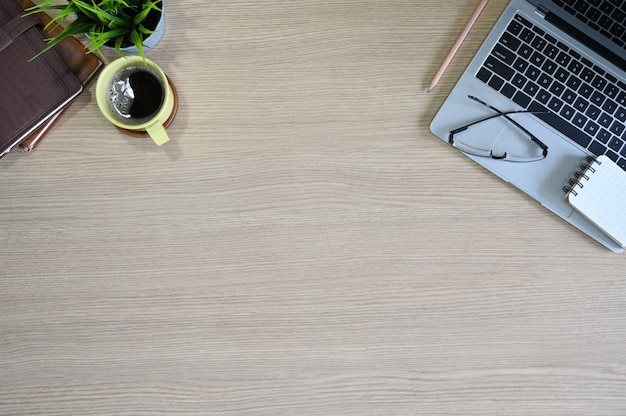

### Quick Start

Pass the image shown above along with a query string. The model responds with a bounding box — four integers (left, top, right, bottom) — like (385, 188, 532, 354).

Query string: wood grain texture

(1, 1, 626, 414)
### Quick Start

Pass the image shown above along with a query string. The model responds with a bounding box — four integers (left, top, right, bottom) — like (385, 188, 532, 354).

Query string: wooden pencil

(427, 0, 489, 93)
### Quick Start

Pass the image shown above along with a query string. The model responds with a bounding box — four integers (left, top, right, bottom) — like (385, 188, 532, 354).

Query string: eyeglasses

(448, 95, 549, 162)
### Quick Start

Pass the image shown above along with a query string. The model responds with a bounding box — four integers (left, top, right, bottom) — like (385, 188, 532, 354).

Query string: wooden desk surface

(2, 1, 626, 414)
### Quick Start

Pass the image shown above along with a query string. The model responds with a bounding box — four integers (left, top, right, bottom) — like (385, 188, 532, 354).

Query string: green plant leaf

(114, 36, 124, 57)
(76, 2, 127, 26)
(133, 0, 161, 25)
(137, 24, 156, 36)
(23, 0, 58, 14)
(28, 19, 93, 61)
(129, 28, 146, 63)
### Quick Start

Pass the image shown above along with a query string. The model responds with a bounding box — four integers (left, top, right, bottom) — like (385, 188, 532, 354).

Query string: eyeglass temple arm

(469, 95, 550, 156)
(449, 95, 550, 156)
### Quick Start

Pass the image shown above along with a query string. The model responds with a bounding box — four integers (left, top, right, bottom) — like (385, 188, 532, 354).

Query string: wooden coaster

(115, 75, 179, 139)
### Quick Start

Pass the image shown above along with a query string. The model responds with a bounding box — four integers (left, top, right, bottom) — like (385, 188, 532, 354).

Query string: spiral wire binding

(563, 156, 602, 196)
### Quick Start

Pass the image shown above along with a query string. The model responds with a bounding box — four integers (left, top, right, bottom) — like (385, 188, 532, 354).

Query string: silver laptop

(430, 0, 626, 253)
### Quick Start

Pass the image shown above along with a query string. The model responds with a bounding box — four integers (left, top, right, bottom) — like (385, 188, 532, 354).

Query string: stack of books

(0, 0, 103, 157)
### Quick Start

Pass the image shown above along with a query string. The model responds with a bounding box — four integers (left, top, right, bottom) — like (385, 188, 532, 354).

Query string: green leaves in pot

(25, 0, 162, 62)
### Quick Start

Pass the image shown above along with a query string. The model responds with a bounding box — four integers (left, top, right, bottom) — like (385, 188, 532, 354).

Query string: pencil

(427, 0, 489, 93)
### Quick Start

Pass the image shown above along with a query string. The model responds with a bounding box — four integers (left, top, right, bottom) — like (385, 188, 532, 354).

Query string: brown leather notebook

(0, 0, 83, 157)
(17, 0, 104, 152)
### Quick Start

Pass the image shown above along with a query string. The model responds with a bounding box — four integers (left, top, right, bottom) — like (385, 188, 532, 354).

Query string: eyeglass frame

(448, 95, 550, 162)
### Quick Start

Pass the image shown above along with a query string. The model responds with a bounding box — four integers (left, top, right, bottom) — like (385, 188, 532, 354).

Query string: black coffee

(107, 66, 165, 125)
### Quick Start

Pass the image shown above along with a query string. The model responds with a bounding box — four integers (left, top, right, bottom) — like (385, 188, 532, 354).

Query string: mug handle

(146, 123, 171, 146)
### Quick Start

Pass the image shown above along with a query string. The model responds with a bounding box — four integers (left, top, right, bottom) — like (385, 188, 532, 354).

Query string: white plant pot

(102, 0, 165, 54)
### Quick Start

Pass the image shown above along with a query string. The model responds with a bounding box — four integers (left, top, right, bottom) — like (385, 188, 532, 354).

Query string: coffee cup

(96, 56, 175, 146)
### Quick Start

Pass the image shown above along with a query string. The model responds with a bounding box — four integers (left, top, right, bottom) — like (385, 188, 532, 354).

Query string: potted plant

(25, 0, 164, 61)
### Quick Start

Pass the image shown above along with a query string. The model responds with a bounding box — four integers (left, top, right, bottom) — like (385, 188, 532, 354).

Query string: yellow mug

(96, 56, 174, 146)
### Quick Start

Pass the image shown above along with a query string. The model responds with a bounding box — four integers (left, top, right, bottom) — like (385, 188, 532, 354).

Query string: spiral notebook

(565, 155, 626, 249)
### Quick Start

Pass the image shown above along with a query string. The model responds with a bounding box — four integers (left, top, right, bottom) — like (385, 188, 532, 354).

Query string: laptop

(430, 0, 626, 253)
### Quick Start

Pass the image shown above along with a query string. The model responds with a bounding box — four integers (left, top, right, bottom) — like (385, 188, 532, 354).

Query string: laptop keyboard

(475, 14, 626, 171)
(550, 0, 626, 49)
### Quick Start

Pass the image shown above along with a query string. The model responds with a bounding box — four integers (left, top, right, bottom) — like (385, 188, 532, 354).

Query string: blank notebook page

(566, 155, 626, 248)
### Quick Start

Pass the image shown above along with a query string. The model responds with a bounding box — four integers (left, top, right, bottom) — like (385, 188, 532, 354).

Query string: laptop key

(554, 67, 570, 82)
(501, 83, 517, 99)
(549, 81, 566, 96)
(488, 75, 505, 91)
(493, 44, 517, 65)
(598, 14, 613, 29)
(566, 75, 582, 90)
(602, 99, 618, 114)
(585, 104, 601, 120)
(513, 90, 532, 108)
(537, 89, 551, 104)
(532, 26, 546, 36)
(590, 91, 606, 106)
(568, 60, 583, 74)
(574, 97, 589, 112)
(612, 9, 626, 24)
(591, 74, 608, 90)
(514, 57, 529, 72)
(515, 14, 532, 27)
(556, 51, 571, 66)
(617, 158, 626, 171)
(592, 64, 605, 75)
(531, 36, 547, 52)
(606, 150, 619, 162)
(598, 113, 613, 127)
(573, 113, 588, 128)
(610, 22, 625, 38)
(605, 83, 619, 98)
(507, 20, 523, 36)
(512, 73, 527, 88)
(500, 32, 521, 51)
(544, 44, 560, 59)
(476, 69, 491, 86)
(529, 101, 549, 113)
(538, 73, 552, 88)
(606, 72, 617, 83)
(578, 83, 594, 98)
(609, 136, 624, 152)
(610, 120, 625, 135)
(563, 89, 577, 104)
(548, 97, 564, 112)
(520, 28, 535, 43)
(589, 140, 607, 156)
(584, 120, 600, 136)
(536, 111, 593, 148)
(484, 56, 514, 80)
(530, 51, 546, 66)
(525, 64, 541, 79)
(574, 0, 590, 13)
(597, 128, 612, 143)
(586, 7, 602, 22)
(561, 105, 576, 119)
(542, 60, 558, 75)
(524, 81, 540, 96)
(580, 67, 595, 82)
(519, 44, 533, 59)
